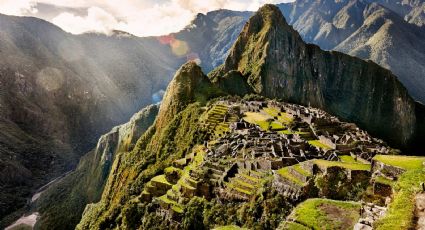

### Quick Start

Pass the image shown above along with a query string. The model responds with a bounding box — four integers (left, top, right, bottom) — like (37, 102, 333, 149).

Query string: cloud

(0, 0, 37, 15)
(0, 0, 294, 37)
(52, 7, 120, 34)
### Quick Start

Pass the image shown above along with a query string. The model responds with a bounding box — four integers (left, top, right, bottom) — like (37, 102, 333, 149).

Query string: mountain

(0, 9, 252, 224)
(211, 4, 423, 149)
(74, 5, 424, 230)
(170, 10, 252, 73)
(2, 2, 425, 227)
(369, 0, 425, 27)
(277, 0, 425, 103)
(33, 104, 158, 230)
(0, 13, 181, 224)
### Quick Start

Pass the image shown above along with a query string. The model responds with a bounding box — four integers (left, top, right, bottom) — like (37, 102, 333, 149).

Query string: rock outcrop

(211, 4, 421, 149)
(33, 104, 159, 230)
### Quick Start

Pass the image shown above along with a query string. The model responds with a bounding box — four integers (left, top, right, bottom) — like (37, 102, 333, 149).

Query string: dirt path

(4, 213, 39, 230)
(5, 170, 73, 229)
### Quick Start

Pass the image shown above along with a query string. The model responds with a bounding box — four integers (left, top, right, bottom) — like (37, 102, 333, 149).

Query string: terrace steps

(223, 170, 265, 200)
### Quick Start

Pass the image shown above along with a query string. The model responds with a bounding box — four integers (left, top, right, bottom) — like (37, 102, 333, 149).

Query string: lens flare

(158, 35, 174, 45)
(36, 67, 65, 92)
(170, 39, 189, 56)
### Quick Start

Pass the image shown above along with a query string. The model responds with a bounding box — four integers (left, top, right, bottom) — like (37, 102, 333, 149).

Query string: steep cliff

(211, 4, 420, 149)
(277, 0, 425, 103)
(33, 104, 159, 230)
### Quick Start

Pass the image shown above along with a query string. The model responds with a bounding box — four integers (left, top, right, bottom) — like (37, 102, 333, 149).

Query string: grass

(158, 195, 184, 213)
(239, 173, 260, 183)
(290, 198, 361, 230)
(234, 179, 255, 189)
(279, 129, 294, 135)
(262, 107, 293, 124)
(339, 155, 357, 163)
(151, 175, 172, 186)
(213, 225, 248, 230)
(373, 155, 425, 170)
(374, 176, 395, 186)
(277, 167, 304, 186)
(374, 168, 425, 229)
(243, 112, 273, 130)
(313, 159, 370, 171)
(225, 182, 253, 195)
(308, 140, 333, 150)
(270, 121, 285, 130)
(279, 222, 310, 230)
(293, 164, 312, 177)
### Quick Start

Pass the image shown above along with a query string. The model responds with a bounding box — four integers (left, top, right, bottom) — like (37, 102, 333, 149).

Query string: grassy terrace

(373, 155, 425, 170)
(158, 195, 183, 213)
(151, 175, 172, 186)
(279, 222, 309, 230)
(308, 140, 333, 150)
(277, 167, 305, 186)
(213, 225, 249, 230)
(243, 111, 273, 130)
(225, 181, 253, 195)
(263, 107, 293, 124)
(293, 164, 311, 177)
(374, 168, 425, 229)
(243, 110, 294, 133)
(339, 155, 357, 163)
(313, 159, 370, 171)
(289, 198, 361, 230)
(374, 176, 395, 186)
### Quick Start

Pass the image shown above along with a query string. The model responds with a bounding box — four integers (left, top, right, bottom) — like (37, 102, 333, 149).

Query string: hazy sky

(0, 0, 294, 37)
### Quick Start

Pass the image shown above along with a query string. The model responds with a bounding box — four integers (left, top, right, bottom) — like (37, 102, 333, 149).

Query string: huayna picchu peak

(211, 4, 423, 150)
(2, 2, 425, 230)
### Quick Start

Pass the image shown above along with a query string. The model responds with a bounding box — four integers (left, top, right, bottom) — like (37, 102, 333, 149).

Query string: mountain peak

(155, 61, 212, 130)
(211, 3, 418, 148)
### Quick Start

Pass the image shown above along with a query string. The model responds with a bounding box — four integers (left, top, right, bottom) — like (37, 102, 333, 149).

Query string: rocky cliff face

(33, 104, 159, 230)
(211, 4, 419, 149)
(277, 0, 425, 103)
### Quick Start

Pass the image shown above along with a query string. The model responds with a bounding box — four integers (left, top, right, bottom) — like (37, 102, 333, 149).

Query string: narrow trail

(5, 170, 73, 230)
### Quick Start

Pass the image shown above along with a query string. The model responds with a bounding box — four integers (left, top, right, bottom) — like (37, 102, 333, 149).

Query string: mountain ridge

(211, 4, 420, 149)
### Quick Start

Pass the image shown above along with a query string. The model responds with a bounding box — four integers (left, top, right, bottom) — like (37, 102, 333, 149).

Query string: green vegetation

(308, 140, 333, 150)
(293, 164, 312, 177)
(339, 155, 357, 163)
(289, 198, 361, 230)
(151, 175, 172, 186)
(279, 222, 310, 230)
(277, 167, 305, 186)
(374, 176, 395, 186)
(373, 155, 425, 170)
(263, 107, 293, 124)
(243, 111, 273, 130)
(313, 159, 370, 171)
(374, 168, 425, 229)
(213, 225, 248, 230)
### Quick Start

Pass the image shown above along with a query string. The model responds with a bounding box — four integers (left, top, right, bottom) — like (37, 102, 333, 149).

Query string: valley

(0, 1, 424, 229)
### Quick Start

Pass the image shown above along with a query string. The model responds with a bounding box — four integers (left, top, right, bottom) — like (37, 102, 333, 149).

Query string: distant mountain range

(277, 0, 425, 104)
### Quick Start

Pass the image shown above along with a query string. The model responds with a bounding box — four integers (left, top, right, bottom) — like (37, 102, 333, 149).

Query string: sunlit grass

(373, 155, 425, 170)
(308, 140, 333, 150)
